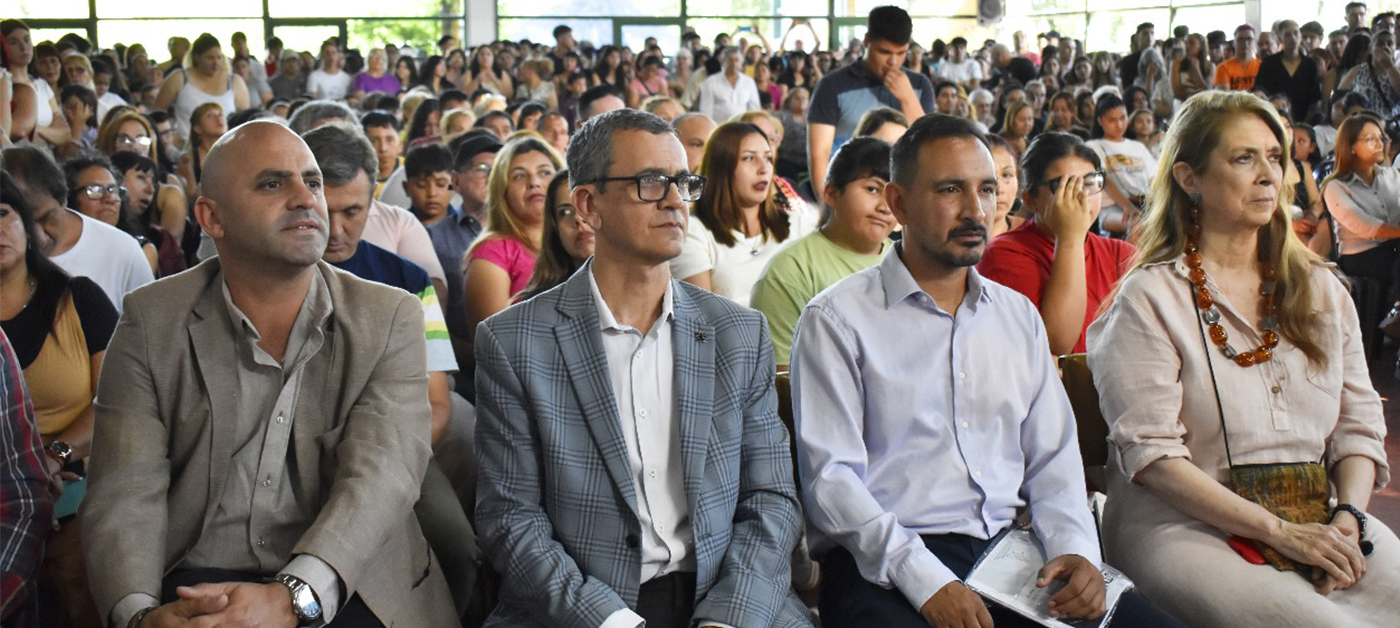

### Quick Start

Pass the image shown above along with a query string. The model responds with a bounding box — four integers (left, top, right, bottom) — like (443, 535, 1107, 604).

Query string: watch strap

(274, 573, 322, 625)
(1332, 503, 1368, 539)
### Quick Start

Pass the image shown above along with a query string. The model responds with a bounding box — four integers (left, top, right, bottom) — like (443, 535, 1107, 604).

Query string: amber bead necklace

(1184, 208, 1280, 367)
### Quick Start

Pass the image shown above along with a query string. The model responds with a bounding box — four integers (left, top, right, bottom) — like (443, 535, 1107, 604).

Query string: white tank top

(173, 70, 236, 141)
(30, 76, 55, 128)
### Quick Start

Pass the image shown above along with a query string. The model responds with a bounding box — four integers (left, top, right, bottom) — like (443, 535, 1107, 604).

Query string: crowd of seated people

(3, 2, 1400, 627)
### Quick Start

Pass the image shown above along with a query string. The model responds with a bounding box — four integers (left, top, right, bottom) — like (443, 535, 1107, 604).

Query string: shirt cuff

(696, 622, 738, 628)
(893, 546, 960, 613)
(281, 554, 343, 623)
(598, 608, 645, 628)
(111, 592, 159, 628)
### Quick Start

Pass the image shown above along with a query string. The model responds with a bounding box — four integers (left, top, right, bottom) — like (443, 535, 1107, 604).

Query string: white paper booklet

(964, 528, 1133, 628)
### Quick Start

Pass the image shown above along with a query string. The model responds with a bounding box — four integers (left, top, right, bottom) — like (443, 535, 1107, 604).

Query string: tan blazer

(81, 258, 456, 626)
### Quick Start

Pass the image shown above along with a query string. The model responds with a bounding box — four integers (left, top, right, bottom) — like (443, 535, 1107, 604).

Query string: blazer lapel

(188, 276, 239, 523)
(553, 271, 640, 519)
(670, 284, 715, 531)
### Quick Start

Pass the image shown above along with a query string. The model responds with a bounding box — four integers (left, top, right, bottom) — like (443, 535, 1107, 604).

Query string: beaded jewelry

(1184, 206, 1280, 367)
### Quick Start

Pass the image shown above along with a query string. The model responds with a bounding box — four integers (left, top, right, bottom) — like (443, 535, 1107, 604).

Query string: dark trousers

(162, 569, 384, 628)
(818, 534, 1184, 628)
(1339, 240, 1400, 296)
(635, 572, 697, 628)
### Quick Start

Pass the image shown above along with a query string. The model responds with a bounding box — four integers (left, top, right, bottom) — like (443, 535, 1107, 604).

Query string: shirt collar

(587, 265, 674, 333)
(220, 268, 333, 368)
(879, 241, 993, 311)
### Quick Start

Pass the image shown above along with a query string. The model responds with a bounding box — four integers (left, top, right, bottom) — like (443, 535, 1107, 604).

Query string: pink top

(468, 236, 537, 297)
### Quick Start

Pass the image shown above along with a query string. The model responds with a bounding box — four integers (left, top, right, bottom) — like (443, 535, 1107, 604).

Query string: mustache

(277, 211, 327, 231)
(948, 221, 987, 239)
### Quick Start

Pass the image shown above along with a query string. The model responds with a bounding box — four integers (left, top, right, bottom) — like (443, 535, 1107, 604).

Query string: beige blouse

(1086, 257, 1389, 489)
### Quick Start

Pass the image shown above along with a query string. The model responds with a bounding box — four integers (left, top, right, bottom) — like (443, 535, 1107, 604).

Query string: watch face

(293, 585, 322, 620)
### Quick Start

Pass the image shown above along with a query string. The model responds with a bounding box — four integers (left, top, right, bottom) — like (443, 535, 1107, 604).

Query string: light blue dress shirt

(791, 245, 1101, 610)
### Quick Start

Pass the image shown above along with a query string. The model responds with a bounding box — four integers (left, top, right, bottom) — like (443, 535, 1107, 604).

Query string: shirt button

(638, 409, 649, 419)
(962, 421, 969, 429)
(276, 414, 285, 424)
(958, 372, 966, 380)
(1272, 385, 1282, 394)
(262, 478, 272, 487)
(648, 468, 657, 478)
(975, 471, 983, 478)
(635, 351, 643, 359)
(257, 538, 266, 547)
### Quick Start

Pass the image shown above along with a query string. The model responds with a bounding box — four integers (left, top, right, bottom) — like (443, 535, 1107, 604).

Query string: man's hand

(1037, 555, 1106, 620)
(884, 69, 918, 107)
(920, 581, 993, 628)
(172, 582, 298, 628)
(138, 587, 230, 628)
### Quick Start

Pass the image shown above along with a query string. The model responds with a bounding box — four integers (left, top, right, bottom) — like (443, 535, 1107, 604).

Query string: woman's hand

(1040, 174, 1095, 244)
(1267, 520, 1367, 593)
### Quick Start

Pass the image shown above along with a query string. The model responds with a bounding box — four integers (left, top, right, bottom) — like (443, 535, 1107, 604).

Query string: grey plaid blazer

(474, 265, 812, 628)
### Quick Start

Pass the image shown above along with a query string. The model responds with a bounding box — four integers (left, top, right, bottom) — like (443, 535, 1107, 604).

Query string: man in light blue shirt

(791, 114, 1182, 628)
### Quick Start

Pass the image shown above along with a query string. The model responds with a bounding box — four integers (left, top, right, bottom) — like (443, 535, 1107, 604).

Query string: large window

(16, 0, 1399, 57)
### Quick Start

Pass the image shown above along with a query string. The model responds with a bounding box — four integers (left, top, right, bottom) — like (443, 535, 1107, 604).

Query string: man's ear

(194, 197, 224, 240)
(572, 185, 601, 231)
(884, 181, 908, 227)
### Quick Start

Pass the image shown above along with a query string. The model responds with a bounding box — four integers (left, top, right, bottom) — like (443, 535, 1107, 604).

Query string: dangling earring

(1189, 191, 1203, 207)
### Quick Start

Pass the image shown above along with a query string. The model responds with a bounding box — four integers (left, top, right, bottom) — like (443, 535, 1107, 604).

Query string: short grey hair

(567, 109, 674, 191)
(301, 122, 377, 193)
(288, 100, 358, 135)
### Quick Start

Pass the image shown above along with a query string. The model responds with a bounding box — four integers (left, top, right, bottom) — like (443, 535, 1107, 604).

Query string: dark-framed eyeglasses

(1031, 170, 1106, 195)
(80, 184, 126, 200)
(116, 134, 153, 149)
(584, 173, 706, 202)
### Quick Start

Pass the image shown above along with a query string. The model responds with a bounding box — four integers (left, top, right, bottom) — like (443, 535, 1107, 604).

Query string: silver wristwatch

(273, 573, 323, 626)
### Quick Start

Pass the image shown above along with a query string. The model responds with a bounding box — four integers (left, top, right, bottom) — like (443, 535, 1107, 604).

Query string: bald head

(201, 120, 313, 201)
(195, 119, 328, 277)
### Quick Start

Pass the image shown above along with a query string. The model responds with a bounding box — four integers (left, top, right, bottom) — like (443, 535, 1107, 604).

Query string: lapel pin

(695, 332, 708, 343)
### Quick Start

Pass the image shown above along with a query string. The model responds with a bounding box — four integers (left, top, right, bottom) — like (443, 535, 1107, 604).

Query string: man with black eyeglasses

(474, 109, 813, 628)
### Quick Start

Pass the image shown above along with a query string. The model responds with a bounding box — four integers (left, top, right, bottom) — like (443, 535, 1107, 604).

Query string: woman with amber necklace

(1087, 90, 1400, 626)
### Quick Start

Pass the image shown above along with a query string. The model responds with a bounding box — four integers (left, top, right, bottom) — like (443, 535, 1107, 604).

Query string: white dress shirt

(590, 270, 718, 628)
(791, 246, 1101, 610)
(698, 71, 761, 123)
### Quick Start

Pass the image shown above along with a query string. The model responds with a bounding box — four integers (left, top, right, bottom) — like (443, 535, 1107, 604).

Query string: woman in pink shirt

(462, 135, 563, 366)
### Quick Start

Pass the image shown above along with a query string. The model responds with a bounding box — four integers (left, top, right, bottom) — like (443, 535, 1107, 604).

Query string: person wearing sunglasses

(979, 132, 1136, 355)
(672, 121, 820, 306)
(475, 107, 814, 628)
(63, 154, 158, 276)
(96, 110, 190, 244)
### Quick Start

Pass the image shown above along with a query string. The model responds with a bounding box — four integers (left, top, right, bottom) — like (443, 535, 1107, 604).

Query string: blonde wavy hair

(468, 132, 564, 256)
(1129, 90, 1326, 366)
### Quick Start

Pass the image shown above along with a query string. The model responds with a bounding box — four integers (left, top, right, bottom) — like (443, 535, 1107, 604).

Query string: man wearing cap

(429, 130, 500, 394)
(269, 49, 306, 102)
